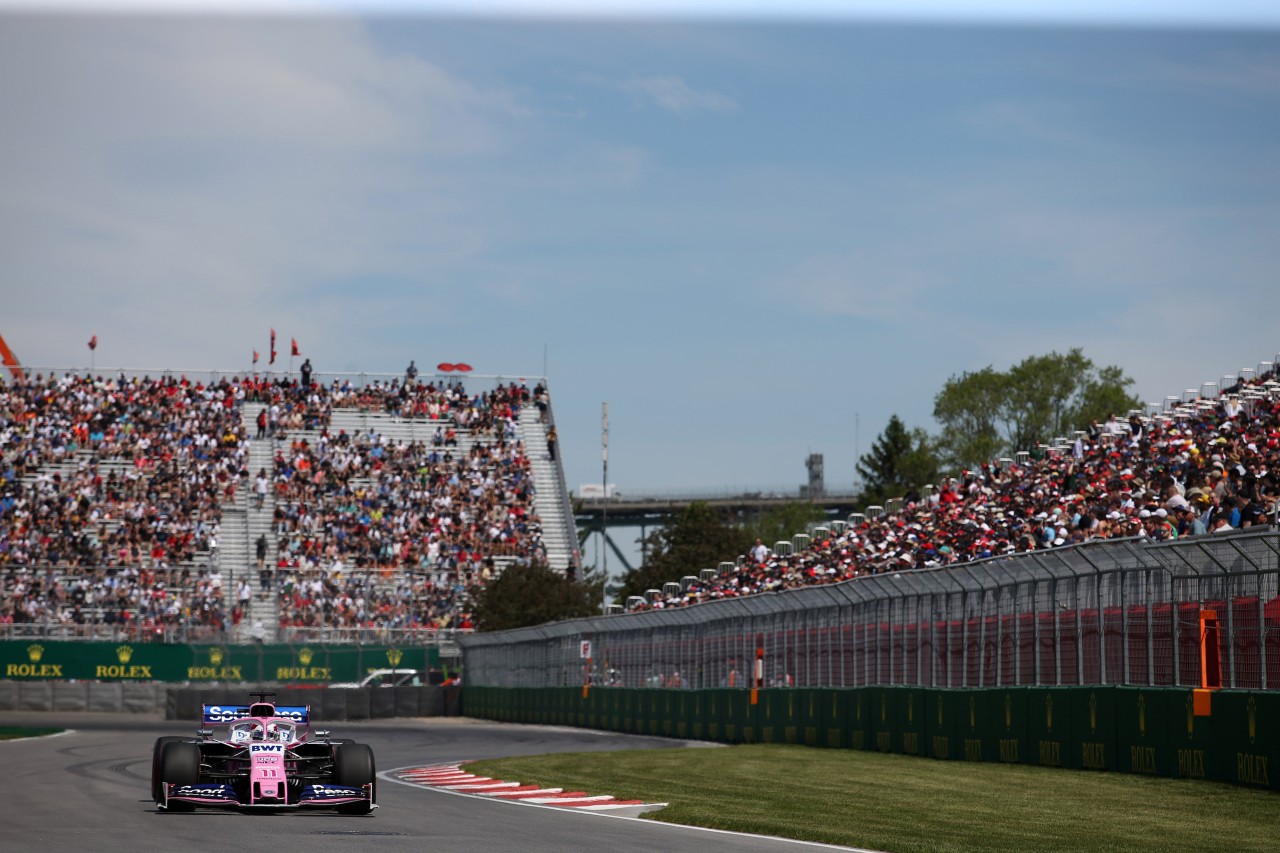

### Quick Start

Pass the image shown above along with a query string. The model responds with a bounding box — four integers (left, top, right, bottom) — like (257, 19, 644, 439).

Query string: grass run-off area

(0, 726, 61, 741)
(467, 744, 1277, 853)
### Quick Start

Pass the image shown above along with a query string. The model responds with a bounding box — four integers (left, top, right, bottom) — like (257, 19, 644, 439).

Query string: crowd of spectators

(242, 373, 530, 442)
(267, 424, 545, 632)
(0, 366, 554, 640)
(1, 372, 246, 637)
(632, 375, 1280, 611)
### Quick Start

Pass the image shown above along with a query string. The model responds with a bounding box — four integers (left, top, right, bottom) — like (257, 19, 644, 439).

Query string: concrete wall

(0, 681, 460, 719)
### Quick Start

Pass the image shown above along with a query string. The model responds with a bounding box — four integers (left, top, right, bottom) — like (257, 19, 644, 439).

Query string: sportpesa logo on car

(301, 784, 364, 799)
(201, 705, 310, 724)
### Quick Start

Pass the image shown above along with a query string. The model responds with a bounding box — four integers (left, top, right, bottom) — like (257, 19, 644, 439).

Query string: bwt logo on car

(250, 744, 285, 754)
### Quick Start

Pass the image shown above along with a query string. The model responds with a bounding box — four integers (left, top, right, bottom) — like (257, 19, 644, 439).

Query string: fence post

(1261, 570, 1269, 691)
(1145, 571, 1155, 686)
(1225, 582, 1236, 690)
(1170, 572, 1181, 687)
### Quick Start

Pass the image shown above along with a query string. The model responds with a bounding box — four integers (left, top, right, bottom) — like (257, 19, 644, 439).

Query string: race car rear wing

(202, 704, 310, 724)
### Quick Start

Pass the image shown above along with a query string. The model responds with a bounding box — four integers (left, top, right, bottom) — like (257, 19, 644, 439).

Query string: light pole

(601, 402, 608, 609)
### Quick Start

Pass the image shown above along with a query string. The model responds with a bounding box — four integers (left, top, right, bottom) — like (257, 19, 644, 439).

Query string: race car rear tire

(334, 743, 375, 814)
(160, 741, 201, 812)
(151, 736, 187, 802)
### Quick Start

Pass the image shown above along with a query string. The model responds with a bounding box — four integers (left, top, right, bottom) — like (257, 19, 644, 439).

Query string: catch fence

(462, 530, 1280, 691)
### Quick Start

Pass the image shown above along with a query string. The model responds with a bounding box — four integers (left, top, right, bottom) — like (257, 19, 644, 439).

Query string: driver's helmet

(250, 723, 266, 740)
(266, 722, 280, 739)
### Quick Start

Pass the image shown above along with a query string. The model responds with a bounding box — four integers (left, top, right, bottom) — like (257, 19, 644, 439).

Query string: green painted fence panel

(985, 688, 1028, 765)
(926, 689, 960, 761)
(800, 689, 824, 748)
(453, 684, 1278, 794)
(1024, 687, 1073, 769)
(1212, 691, 1277, 789)
(944, 689, 983, 762)
(898, 688, 926, 758)
(822, 689, 850, 750)
(848, 688, 871, 751)
(1113, 687, 1172, 777)
(1070, 687, 1117, 772)
(1166, 690, 1214, 782)
(866, 687, 895, 753)
(757, 689, 780, 744)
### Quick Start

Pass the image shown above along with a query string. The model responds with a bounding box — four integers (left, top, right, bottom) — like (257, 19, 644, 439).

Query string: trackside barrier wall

(461, 532, 1280, 692)
(461, 685, 1279, 790)
(0, 681, 461, 718)
(0, 640, 440, 684)
(461, 532, 1280, 791)
(165, 685, 460, 721)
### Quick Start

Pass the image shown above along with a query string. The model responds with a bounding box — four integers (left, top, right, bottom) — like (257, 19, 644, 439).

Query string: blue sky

(3, 5, 1280, 510)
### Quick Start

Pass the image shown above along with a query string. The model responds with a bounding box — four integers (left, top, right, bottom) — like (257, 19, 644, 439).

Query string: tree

(933, 348, 1141, 470)
(619, 501, 752, 601)
(745, 502, 828, 550)
(855, 414, 940, 504)
(470, 563, 602, 632)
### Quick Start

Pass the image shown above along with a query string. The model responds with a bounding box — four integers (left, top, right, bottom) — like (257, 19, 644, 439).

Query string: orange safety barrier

(1199, 609, 1221, 690)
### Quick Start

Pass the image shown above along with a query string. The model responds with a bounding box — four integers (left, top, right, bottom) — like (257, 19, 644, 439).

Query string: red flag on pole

(253, 349, 260, 364)
(88, 335, 98, 351)
(269, 329, 277, 365)
(291, 338, 300, 357)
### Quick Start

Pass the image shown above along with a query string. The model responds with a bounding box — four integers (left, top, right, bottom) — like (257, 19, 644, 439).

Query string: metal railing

(9, 366, 545, 392)
(461, 529, 1280, 691)
(0, 622, 229, 644)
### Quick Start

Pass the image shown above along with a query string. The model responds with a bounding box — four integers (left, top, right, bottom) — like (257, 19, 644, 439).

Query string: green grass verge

(0, 726, 61, 741)
(467, 745, 1277, 852)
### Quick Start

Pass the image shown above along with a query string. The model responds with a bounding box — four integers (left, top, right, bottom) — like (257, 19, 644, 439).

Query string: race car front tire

(334, 742, 375, 814)
(160, 741, 201, 811)
(151, 736, 187, 802)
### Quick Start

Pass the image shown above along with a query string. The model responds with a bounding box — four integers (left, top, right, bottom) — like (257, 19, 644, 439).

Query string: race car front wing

(163, 782, 374, 810)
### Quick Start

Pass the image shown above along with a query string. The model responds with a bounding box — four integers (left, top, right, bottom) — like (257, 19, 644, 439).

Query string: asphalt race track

(0, 712, 860, 852)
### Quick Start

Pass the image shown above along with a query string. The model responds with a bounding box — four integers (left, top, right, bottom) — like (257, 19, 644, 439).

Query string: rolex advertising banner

(1070, 687, 1117, 772)
(928, 689, 963, 761)
(985, 688, 1029, 765)
(1025, 687, 1073, 770)
(0, 640, 437, 684)
(1113, 687, 1172, 777)
(1212, 690, 1278, 790)
(450, 685, 1278, 793)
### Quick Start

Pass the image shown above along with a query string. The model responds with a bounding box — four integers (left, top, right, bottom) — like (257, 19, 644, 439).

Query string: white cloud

(620, 74, 737, 115)
(0, 17, 521, 368)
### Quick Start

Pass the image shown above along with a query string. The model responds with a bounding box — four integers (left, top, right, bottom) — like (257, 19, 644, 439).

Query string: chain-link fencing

(461, 530, 1280, 691)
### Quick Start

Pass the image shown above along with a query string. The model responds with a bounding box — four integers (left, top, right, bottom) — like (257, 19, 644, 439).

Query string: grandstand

(619, 357, 1280, 614)
(0, 369, 577, 645)
(4, 351, 1279, 661)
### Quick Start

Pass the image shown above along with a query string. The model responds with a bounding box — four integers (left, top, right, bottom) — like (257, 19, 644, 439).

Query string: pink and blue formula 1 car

(151, 692, 376, 814)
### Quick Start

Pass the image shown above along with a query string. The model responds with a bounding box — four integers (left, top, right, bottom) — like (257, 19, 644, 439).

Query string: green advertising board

(0, 640, 439, 684)
(457, 684, 1276, 793)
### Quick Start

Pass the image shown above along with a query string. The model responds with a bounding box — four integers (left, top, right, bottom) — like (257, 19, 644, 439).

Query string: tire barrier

(461, 685, 1278, 791)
